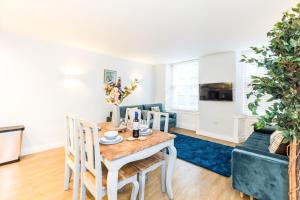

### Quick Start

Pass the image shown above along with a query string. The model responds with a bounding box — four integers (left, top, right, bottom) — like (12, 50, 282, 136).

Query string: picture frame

(104, 69, 117, 84)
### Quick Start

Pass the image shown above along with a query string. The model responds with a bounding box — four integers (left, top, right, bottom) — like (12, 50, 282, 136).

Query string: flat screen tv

(199, 82, 233, 101)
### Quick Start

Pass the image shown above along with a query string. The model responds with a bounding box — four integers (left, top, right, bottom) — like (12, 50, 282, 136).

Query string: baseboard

(196, 129, 238, 143)
(21, 140, 64, 156)
(177, 122, 196, 131)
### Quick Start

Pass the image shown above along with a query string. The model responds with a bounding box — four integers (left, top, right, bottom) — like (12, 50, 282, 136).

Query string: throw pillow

(269, 131, 287, 155)
(269, 130, 278, 144)
(151, 106, 160, 112)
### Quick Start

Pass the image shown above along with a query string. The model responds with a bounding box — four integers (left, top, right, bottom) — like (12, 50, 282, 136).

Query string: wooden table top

(98, 124, 176, 161)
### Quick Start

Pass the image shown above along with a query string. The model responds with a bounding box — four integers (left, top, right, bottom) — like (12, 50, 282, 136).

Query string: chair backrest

(147, 111, 169, 132)
(124, 108, 141, 124)
(78, 119, 103, 193)
(65, 114, 80, 160)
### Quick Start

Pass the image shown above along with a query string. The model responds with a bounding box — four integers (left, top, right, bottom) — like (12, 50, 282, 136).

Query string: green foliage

(241, 3, 300, 142)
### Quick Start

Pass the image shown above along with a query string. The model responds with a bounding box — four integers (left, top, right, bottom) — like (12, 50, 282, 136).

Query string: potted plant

(104, 77, 139, 127)
(241, 3, 300, 199)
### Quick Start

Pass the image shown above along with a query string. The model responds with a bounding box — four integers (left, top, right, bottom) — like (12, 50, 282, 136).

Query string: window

(242, 59, 273, 116)
(170, 60, 199, 111)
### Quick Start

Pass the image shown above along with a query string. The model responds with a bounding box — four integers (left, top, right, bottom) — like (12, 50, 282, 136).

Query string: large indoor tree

(241, 3, 300, 200)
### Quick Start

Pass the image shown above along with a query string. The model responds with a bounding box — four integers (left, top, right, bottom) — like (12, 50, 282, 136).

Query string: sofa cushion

(151, 106, 160, 112)
(244, 132, 271, 152)
(143, 103, 163, 112)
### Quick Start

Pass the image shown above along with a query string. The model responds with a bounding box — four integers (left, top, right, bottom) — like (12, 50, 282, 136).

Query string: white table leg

(107, 169, 119, 200)
(162, 148, 167, 193)
(166, 145, 177, 200)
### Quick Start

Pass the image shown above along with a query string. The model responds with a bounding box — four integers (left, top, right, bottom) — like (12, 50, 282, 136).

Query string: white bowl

(139, 124, 148, 131)
(104, 131, 118, 140)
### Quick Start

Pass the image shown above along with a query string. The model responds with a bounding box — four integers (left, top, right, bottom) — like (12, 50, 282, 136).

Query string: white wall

(0, 32, 155, 155)
(197, 52, 239, 141)
(153, 64, 166, 104)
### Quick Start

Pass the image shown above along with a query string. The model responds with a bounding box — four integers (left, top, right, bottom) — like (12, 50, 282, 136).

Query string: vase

(112, 105, 120, 127)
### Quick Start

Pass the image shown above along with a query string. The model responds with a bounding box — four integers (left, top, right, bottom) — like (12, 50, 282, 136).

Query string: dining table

(98, 122, 177, 200)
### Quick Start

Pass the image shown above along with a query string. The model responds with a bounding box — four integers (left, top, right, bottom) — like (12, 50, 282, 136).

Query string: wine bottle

(132, 112, 139, 138)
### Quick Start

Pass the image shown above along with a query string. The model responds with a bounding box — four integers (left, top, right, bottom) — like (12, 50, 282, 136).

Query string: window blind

(242, 61, 273, 116)
(170, 60, 199, 111)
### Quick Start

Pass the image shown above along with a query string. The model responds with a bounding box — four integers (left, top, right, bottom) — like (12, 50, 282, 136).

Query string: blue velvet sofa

(119, 103, 177, 131)
(232, 126, 288, 200)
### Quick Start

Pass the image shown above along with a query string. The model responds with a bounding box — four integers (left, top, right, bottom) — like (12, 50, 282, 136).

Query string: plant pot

(112, 105, 120, 127)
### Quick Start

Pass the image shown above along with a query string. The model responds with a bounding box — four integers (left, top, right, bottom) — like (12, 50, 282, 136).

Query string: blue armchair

(231, 127, 288, 200)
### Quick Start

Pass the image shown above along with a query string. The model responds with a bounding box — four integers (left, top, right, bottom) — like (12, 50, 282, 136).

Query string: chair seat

(83, 164, 139, 187)
(133, 152, 164, 171)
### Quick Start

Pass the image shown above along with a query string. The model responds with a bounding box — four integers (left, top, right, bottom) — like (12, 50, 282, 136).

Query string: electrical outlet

(212, 121, 219, 126)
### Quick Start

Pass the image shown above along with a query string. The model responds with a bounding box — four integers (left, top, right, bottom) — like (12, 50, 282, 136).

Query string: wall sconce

(63, 78, 83, 89)
(62, 65, 85, 89)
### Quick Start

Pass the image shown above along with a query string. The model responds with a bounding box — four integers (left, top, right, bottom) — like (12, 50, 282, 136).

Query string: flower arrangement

(104, 77, 139, 105)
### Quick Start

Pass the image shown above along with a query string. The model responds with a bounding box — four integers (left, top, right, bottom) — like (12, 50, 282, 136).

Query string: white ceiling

(0, 0, 298, 64)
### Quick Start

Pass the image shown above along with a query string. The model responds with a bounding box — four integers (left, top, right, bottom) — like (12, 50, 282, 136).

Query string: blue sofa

(119, 103, 177, 131)
(232, 126, 288, 200)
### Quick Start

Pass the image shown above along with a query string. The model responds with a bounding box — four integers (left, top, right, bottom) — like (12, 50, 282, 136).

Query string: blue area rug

(172, 132, 233, 177)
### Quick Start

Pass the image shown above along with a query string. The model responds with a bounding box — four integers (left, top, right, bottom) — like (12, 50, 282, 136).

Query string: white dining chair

(125, 108, 142, 124)
(64, 114, 80, 200)
(78, 119, 140, 200)
(147, 111, 169, 132)
(133, 111, 170, 200)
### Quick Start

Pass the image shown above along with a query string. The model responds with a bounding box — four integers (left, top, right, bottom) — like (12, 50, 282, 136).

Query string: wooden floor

(0, 129, 248, 200)
(170, 128, 237, 147)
